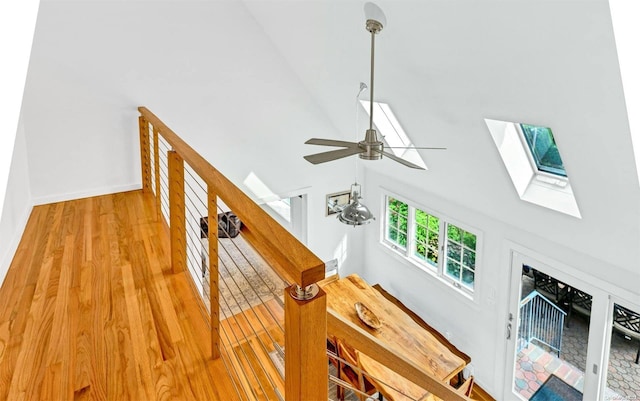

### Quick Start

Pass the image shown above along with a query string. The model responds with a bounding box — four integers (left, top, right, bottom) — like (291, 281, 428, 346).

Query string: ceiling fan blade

(379, 150, 426, 170)
(386, 146, 447, 150)
(305, 138, 360, 148)
(304, 147, 365, 165)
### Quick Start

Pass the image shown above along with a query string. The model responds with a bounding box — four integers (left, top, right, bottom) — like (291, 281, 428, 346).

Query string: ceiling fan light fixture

(337, 183, 375, 226)
(364, 2, 387, 29)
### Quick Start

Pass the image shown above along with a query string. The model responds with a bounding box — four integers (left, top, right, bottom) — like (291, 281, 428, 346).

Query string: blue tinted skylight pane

(520, 124, 566, 177)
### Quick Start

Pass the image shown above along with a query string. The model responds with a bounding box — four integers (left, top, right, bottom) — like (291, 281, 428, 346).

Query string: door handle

(506, 323, 512, 340)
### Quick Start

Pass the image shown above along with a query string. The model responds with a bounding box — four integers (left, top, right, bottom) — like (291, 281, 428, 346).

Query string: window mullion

(439, 221, 446, 277)
(407, 206, 415, 258)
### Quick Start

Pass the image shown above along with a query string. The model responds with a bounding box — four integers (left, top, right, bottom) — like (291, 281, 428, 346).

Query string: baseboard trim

(0, 201, 34, 286)
(32, 183, 142, 205)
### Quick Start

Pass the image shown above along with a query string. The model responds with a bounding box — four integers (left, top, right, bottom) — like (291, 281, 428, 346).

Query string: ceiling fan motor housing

(359, 128, 384, 160)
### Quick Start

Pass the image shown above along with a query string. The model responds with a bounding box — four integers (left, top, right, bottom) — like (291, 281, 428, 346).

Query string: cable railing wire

(184, 164, 209, 198)
(150, 133, 289, 399)
(217, 291, 260, 400)
(180, 179, 284, 396)
(215, 237, 283, 337)
(216, 260, 276, 399)
(215, 255, 281, 397)
(215, 219, 286, 334)
(148, 136, 249, 400)
(215, 243, 284, 357)
(215, 201, 285, 294)
(215, 204, 288, 329)
(206, 251, 259, 399)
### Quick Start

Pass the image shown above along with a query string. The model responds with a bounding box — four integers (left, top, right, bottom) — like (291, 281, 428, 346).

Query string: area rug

(205, 235, 286, 318)
(530, 374, 582, 401)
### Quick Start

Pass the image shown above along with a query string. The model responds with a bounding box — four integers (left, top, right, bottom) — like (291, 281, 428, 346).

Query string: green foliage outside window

(384, 195, 479, 293)
(414, 209, 439, 266)
(445, 223, 477, 289)
(387, 197, 408, 248)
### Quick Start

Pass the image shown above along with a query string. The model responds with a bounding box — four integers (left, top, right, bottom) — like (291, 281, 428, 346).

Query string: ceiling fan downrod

(359, 19, 384, 161)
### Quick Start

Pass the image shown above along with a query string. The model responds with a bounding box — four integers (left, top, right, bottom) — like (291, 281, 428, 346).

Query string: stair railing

(138, 107, 327, 400)
(518, 290, 566, 357)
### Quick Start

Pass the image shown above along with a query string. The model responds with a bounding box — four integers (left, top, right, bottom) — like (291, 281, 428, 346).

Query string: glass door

(602, 301, 640, 401)
(505, 251, 608, 401)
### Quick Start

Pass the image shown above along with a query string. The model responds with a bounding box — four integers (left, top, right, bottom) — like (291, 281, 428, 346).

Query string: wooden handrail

(327, 309, 472, 401)
(138, 107, 325, 288)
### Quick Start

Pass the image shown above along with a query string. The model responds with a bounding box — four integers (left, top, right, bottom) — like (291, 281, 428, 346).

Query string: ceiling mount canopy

(303, 2, 445, 170)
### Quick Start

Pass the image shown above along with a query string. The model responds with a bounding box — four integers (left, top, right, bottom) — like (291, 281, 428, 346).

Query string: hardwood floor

(219, 298, 285, 401)
(0, 191, 239, 400)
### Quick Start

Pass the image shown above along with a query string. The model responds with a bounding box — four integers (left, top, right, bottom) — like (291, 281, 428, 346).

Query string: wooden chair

(336, 339, 380, 401)
(456, 375, 474, 397)
(613, 304, 640, 364)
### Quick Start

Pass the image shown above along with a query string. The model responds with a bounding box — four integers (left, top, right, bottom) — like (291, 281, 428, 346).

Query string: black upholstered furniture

(613, 304, 640, 364)
(531, 268, 570, 305)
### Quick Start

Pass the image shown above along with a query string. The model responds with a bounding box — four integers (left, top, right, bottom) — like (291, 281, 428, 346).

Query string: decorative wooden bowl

(355, 302, 382, 329)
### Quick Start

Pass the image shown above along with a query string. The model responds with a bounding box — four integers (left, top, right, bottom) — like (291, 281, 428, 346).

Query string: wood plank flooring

(219, 298, 285, 401)
(0, 190, 239, 400)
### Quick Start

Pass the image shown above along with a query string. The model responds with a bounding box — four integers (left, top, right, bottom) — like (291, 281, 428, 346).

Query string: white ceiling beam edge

(609, 0, 640, 188)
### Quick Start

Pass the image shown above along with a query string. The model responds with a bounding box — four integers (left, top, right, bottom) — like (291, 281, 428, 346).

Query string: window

(386, 197, 408, 249)
(520, 124, 566, 177)
(485, 118, 581, 218)
(445, 224, 477, 290)
(383, 194, 480, 296)
(414, 209, 439, 267)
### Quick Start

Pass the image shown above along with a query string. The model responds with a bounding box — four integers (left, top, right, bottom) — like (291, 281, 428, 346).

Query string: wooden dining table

(320, 274, 466, 392)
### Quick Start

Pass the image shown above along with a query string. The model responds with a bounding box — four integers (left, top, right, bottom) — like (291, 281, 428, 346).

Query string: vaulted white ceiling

(242, 0, 639, 268)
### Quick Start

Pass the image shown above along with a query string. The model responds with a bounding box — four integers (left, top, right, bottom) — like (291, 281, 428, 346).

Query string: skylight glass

(520, 124, 566, 177)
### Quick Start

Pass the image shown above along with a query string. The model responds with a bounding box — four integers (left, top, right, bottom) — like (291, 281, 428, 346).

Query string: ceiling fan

(303, 5, 445, 170)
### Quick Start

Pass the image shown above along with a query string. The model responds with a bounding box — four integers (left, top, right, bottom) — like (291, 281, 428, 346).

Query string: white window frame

(515, 123, 569, 186)
(485, 118, 581, 218)
(381, 192, 482, 299)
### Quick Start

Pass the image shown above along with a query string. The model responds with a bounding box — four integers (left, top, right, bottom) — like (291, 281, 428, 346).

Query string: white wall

(361, 168, 640, 396)
(0, 119, 34, 282)
(0, 0, 38, 220)
(21, 1, 363, 271)
(0, 0, 39, 284)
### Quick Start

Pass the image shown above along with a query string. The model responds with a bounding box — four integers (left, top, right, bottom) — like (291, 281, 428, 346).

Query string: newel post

(138, 116, 152, 192)
(285, 284, 328, 400)
(168, 150, 186, 274)
(208, 187, 220, 359)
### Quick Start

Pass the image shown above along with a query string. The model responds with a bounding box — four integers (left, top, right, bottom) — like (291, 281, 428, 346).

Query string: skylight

(360, 100, 427, 169)
(520, 124, 566, 177)
(485, 118, 581, 218)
